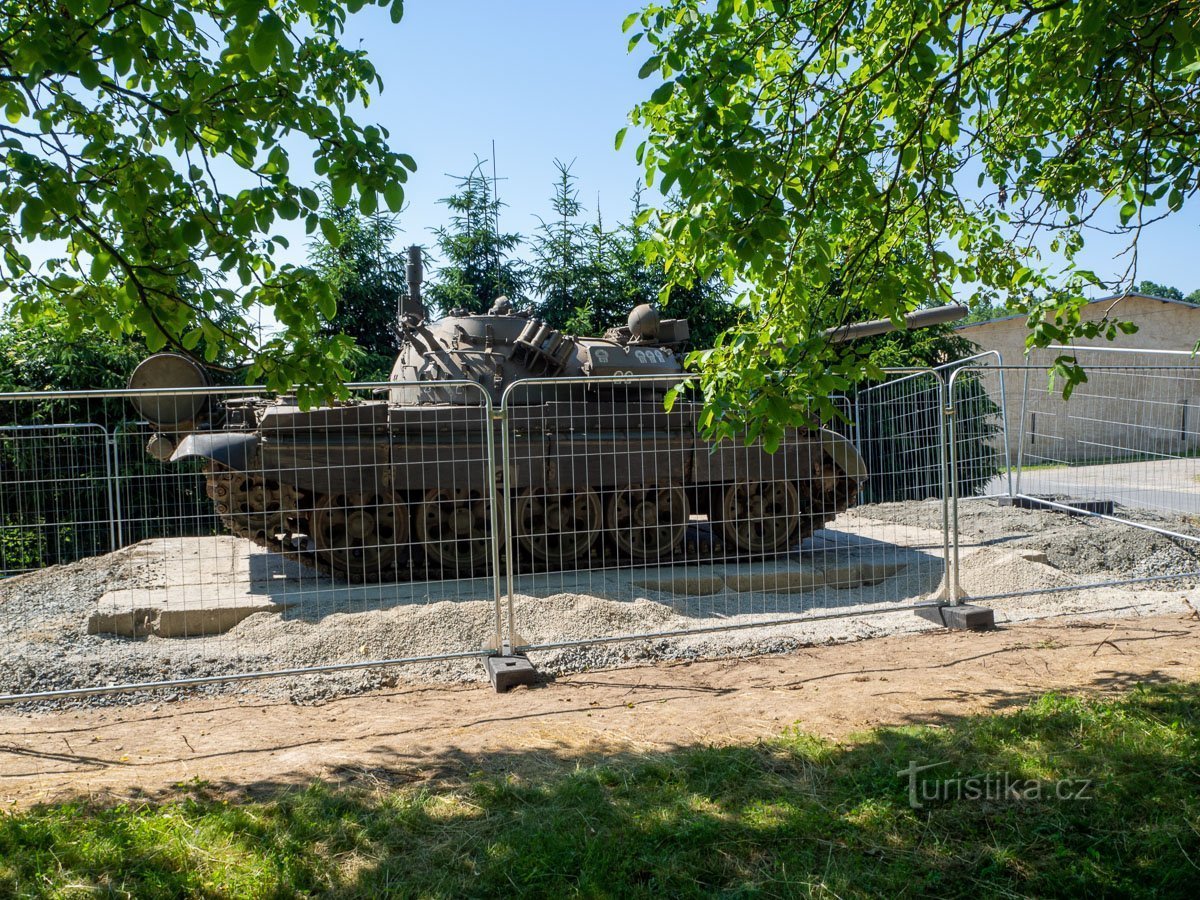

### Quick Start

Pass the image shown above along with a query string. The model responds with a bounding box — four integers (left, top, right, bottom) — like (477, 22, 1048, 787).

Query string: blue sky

(17, 1, 1195, 304)
(329, 0, 1200, 296)
(338, 1, 650, 254)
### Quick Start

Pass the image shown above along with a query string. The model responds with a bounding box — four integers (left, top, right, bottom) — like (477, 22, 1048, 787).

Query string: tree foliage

(308, 188, 405, 380)
(531, 160, 593, 329)
(425, 161, 530, 317)
(624, 0, 1200, 444)
(0, 0, 414, 403)
(1135, 279, 1200, 302)
(427, 159, 740, 348)
(0, 297, 145, 394)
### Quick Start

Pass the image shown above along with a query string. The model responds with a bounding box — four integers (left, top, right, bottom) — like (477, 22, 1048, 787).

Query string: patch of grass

(2, 682, 1199, 898)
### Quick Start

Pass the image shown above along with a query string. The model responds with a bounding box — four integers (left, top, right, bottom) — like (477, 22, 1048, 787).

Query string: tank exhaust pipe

(823, 304, 968, 344)
(401, 244, 426, 323)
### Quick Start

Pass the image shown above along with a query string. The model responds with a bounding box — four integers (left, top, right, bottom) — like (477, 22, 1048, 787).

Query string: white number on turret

(633, 349, 664, 364)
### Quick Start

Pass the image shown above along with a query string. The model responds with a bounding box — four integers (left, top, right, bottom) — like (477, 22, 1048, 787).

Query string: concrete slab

(88, 536, 495, 638)
(87, 532, 917, 638)
(88, 595, 291, 639)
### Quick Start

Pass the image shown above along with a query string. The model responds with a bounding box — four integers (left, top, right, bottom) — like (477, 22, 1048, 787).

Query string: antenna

(491, 139, 500, 288)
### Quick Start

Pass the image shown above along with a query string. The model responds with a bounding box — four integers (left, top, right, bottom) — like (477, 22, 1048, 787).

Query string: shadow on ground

(2, 680, 1197, 898)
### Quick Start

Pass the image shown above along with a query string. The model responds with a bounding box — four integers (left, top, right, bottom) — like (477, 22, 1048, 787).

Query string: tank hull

(182, 398, 865, 583)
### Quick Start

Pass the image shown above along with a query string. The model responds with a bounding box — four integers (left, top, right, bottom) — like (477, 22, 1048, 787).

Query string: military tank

(127, 247, 966, 582)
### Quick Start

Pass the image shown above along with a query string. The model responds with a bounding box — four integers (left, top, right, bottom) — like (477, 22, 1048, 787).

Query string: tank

(127, 246, 967, 583)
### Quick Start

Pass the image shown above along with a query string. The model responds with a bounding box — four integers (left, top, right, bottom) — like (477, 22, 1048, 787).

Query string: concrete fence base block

(484, 654, 540, 692)
(916, 604, 996, 631)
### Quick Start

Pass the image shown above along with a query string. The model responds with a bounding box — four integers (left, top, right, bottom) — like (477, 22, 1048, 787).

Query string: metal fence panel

(950, 355, 1200, 605)
(0, 422, 114, 574)
(495, 372, 953, 655)
(1017, 348, 1200, 515)
(13, 348, 1196, 703)
(0, 381, 504, 704)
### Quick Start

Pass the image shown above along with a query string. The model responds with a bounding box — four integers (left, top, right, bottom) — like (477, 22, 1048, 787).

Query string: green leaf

(650, 80, 675, 104)
(319, 216, 343, 248)
(248, 21, 277, 72)
(390, 0, 404, 24)
(398, 153, 417, 171)
(638, 55, 662, 79)
(317, 289, 336, 319)
(614, 127, 628, 151)
(384, 183, 404, 212)
(330, 178, 352, 207)
(726, 150, 755, 181)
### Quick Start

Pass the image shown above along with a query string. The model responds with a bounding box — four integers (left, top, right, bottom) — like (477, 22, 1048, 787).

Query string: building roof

(955, 292, 1200, 330)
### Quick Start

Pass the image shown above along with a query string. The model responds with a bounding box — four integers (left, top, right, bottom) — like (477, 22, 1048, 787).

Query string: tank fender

(819, 428, 867, 485)
(170, 432, 259, 471)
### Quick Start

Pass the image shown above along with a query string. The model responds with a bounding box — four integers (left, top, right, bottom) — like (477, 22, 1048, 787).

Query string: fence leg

(484, 406, 505, 655)
(936, 376, 955, 604)
(104, 429, 119, 552)
(946, 382, 963, 604)
(482, 402, 538, 693)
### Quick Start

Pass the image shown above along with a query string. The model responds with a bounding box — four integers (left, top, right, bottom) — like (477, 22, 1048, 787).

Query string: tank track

(204, 464, 857, 585)
(204, 465, 354, 580)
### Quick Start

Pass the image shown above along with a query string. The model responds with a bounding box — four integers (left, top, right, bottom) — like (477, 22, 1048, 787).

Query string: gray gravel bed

(2, 501, 1196, 711)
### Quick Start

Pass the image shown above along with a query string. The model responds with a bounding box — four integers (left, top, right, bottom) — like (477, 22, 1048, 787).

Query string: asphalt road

(985, 457, 1200, 516)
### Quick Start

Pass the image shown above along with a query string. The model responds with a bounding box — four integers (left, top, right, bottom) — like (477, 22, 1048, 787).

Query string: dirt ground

(2, 610, 1197, 810)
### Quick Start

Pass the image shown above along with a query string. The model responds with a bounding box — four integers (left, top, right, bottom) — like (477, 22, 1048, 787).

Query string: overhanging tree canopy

(0, 0, 413, 403)
(623, 0, 1199, 442)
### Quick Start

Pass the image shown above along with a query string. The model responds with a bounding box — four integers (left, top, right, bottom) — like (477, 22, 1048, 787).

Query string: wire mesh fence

(948, 353, 1200, 606)
(497, 372, 953, 654)
(1016, 348, 1200, 516)
(0, 422, 115, 574)
(0, 382, 504, 704)
(4, 349, 1199, 704)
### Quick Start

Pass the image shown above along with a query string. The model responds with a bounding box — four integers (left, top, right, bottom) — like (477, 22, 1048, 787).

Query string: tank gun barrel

(822, 304, 968, 344)
(401, 244, 427, 323)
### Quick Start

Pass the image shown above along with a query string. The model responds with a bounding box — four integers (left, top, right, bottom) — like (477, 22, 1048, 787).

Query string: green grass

(3, 683, 1199, 898)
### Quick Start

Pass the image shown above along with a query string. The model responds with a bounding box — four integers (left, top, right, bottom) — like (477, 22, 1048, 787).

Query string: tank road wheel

(607, 485, 689, 561)
(311, 491, 409, 582)
(721, 481, 801, 554)
(515, 487, 603, 566)
(417, 487, 492, 573)
(206, 467, 300, 550)
(799, 456, 858, 540)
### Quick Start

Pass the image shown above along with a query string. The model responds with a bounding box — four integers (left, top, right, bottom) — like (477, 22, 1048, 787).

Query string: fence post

(944, 369, 970, 605)
(991, 353, 1015, 499)
(110, 423, 129, 550)
(1015, 364, 1031, 496)
(940, 374, 962, 604)
(484, 396, 505, 655)
(498, 391, 519, 653)
(101, 426, 119, 553)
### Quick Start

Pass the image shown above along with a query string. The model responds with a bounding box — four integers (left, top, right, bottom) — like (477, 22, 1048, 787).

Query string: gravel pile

(864, 499, 1200, 579)
(2, 501, 1196, 710)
